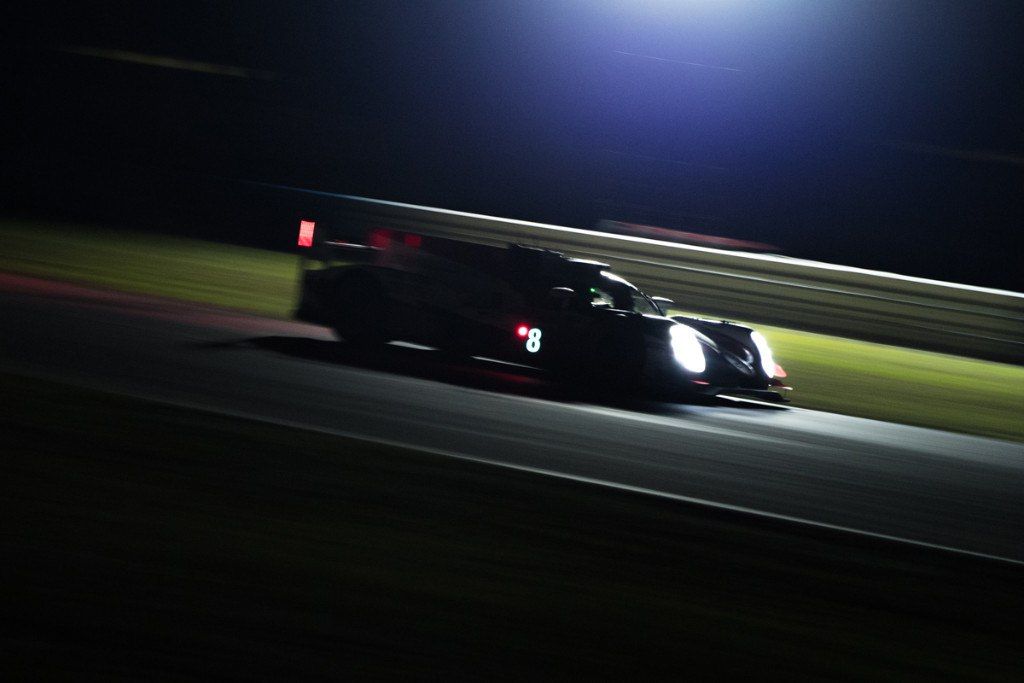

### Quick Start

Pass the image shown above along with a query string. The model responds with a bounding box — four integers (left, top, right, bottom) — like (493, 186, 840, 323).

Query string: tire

(560, 319, 646, 394)
(436, 317, 478, 361)
(599, 329, 646, 394)
(331, 272, 389, 347)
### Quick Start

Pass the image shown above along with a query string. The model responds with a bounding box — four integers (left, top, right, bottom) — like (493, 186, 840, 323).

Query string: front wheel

(554, 320, 646, 395)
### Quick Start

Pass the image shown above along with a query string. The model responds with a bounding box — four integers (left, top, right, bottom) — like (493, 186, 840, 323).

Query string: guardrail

(317, 191, 1024, 363)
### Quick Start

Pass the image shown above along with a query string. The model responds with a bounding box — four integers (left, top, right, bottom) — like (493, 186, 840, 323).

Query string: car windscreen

(583, 272, 661, 315)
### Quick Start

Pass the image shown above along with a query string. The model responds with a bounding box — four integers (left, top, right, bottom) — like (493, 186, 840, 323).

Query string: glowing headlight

(670, 324, 706, 373)
(750, 331, 775, 378)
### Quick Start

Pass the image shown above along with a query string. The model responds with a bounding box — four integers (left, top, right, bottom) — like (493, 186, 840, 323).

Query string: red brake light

(516, 324, 529, 338)
(297, 220, 316, 247)
(368, 228, 392, 249)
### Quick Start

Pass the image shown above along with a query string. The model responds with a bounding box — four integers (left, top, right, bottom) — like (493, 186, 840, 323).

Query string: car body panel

(296, 233, 787, 401)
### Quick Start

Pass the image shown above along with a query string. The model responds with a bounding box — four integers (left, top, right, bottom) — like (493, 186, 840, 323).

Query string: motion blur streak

(240, 179, 1024, 298)
(612, 50, 745, 73)
(885, 140, 1024, 167)
(57, 45, 277, 80)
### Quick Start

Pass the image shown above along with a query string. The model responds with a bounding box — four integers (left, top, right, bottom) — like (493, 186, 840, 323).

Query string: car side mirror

(548, 286, 575, 309)
(651, 296, 674, 315)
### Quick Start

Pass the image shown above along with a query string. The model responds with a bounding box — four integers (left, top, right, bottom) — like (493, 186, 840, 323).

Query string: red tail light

(368, 228, 392, 249)
(297, 220, 316, 247)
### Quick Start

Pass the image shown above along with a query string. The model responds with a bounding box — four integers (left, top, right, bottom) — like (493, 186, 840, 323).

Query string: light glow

(750, 331, 775, 378)
(670, 324, 706, 373)
(297, 220, 316, 247)
(516, 324, 529, 338)
(367, 228, 392, 249)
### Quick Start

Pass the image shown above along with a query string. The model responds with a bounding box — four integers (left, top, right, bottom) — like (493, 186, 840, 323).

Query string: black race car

(295, 227, 789, 402)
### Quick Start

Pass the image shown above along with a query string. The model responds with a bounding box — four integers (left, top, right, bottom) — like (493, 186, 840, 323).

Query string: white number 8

(525, 327, 542, 353)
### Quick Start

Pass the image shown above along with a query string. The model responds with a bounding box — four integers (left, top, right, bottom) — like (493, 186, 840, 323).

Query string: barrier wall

(328, 194, 1024, 363)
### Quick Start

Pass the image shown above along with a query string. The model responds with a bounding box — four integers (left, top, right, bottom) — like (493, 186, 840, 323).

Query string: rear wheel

(437, 335, 474, 360)
(331, 272, 389, 347)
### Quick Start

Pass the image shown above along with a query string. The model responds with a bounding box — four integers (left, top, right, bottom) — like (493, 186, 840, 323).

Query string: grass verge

(0, 220, 298, 316)
(757, 324, 1024, 441)
(1, 373, 1021, 679)
(1, 219, 1021, 441)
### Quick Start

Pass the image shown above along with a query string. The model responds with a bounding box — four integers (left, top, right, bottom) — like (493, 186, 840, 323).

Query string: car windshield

(581, 272, 661, 315)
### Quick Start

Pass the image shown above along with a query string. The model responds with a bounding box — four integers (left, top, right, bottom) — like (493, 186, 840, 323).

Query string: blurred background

(4, 0, 1023, 289)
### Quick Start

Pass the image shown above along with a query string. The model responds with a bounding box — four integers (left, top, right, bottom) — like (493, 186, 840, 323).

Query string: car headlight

(750, 331, 775, 378)
(670, 324, 706, 373)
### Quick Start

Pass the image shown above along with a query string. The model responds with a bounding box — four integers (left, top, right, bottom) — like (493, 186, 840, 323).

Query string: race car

(294, 224, 790, 402)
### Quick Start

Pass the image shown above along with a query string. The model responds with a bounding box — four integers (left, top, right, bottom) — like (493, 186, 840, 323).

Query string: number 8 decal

(526, 327, 542, 353)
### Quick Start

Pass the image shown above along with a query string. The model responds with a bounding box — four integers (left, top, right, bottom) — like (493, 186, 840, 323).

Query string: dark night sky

(5, 1, 1023, 289)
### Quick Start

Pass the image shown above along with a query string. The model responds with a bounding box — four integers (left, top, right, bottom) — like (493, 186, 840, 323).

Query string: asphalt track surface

(2, 273, 1023, 563)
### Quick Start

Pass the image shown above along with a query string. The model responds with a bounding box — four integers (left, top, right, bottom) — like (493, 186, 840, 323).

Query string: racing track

(2, 273, 1023, 563)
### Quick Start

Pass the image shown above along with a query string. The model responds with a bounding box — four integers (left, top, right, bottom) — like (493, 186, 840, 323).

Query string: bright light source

(750, 331, 775, 378)
(297, 220, 316, 247)
(516, 324, 530, 338)
(670, 324, 706, 373)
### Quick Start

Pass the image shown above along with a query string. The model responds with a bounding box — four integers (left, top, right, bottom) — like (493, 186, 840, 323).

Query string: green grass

(760, 325, 1024, 442)
(668, 307, 1024, 442)
(3, 373, 1022, 679)
(2, 219, 1021, 441)
(0, 220, 298, 316)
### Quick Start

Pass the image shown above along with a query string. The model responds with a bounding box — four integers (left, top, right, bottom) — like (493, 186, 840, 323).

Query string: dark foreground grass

(1, 374, 1021, 680)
